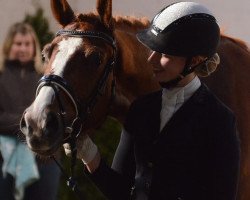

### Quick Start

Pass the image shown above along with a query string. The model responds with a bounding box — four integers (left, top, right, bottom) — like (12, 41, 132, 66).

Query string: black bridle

(35, 29, 117, 199)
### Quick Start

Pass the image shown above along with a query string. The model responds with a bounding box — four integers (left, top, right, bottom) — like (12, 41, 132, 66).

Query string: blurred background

(1, 0, 250, 46)
(0, 0, 249, 199)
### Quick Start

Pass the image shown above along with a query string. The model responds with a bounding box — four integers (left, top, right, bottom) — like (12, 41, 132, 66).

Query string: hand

(63, 134, 98, 164)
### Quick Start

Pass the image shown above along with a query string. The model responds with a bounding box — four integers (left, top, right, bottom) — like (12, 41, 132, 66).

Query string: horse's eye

(88, 52, 102, 67)
(42, 44, 53, 62)
(41, 53, 46, 62)
(42, 50, 50, 63)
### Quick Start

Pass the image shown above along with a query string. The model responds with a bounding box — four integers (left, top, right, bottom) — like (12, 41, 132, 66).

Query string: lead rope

(57, 115, 84, 199)
(50, 127, 84, 199)
(51, 154, 85, 199)
(48, 85, 85, 199)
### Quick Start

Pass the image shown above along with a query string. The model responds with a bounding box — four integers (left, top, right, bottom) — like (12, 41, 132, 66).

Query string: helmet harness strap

(159, 56, 210, 88)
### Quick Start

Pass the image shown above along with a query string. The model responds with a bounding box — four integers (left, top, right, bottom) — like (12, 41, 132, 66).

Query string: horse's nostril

(20, 117, 35, 138)
(20, 115, 29, 135)
(28, 125, 33, 136)
(20, 116, 26, 128)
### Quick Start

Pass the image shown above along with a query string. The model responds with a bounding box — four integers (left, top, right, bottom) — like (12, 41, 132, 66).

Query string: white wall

(0, 0, 249, 47)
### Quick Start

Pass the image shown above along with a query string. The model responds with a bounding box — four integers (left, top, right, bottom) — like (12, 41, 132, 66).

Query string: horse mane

(76, 12, 100, 24)
(221, 33, 249, 52)
(75, 13, 150, 34)
(113, 15, 150, 33)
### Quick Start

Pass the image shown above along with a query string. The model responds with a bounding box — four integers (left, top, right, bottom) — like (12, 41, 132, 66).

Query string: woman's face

(148, 51, 187, 83)
(8, 32, 35, 64)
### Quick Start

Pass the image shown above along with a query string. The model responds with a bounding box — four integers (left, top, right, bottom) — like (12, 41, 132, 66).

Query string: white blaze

(52, 37, 83, 76)
(33, 87, 55, 114)
(33, 37, 83, 115)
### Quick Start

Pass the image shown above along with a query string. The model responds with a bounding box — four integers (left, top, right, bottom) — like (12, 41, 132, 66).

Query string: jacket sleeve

(213, 114, 240, 200)
(85, 129, 135, 200)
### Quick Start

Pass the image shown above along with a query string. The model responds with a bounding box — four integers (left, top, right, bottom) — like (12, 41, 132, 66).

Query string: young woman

(64, 2, 240, 200)
(0, 22, 60, 200)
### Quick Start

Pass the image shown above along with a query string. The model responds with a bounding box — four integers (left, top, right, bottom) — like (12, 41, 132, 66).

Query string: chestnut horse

(20, 0, 250, 199)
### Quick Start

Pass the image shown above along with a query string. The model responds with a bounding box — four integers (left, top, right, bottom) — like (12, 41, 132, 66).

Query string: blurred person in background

(0, 22, 60, 200)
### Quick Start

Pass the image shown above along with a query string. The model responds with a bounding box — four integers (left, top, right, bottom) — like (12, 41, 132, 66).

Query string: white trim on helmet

(151, 1, 214, 35)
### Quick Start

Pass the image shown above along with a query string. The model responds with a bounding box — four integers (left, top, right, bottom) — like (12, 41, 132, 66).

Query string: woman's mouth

(153, 68, 164, 74)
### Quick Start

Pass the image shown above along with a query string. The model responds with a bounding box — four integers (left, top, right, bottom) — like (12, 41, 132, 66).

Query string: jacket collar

(158, 83, 210, 135)
(4, 60, 35, 72)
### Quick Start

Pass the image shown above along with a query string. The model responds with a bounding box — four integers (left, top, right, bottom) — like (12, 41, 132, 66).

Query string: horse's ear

(96, 0, 113, 30)
(50, 0, 76, 27)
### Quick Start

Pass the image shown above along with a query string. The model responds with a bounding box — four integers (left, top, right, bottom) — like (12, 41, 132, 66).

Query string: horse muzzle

(20, 108, 64, 156)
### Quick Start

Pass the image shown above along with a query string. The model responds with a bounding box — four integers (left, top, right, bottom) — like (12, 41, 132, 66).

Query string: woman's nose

(20, 44, 27, 51)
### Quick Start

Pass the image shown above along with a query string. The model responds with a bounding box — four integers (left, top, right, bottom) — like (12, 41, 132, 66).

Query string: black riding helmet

(137, 1, 220, 57)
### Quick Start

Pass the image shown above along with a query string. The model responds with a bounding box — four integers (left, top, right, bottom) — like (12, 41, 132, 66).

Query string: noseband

(35, 29, 117, 197)
(36, 29, 117, 140)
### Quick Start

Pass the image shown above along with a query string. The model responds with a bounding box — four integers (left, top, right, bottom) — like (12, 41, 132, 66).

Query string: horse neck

(110, 18, 160, 122)
(115, 30, 159, 94)
(114, 15, 150, 33)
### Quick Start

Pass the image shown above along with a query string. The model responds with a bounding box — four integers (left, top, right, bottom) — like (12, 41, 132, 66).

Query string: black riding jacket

(87, 84, 240, 200)
(0, 60, 40, 136)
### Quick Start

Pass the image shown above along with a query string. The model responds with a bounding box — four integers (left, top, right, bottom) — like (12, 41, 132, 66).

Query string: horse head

(20, 0, 116, 156)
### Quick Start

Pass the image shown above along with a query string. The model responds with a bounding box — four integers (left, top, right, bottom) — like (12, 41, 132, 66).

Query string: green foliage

(23, 7, 54, 49)
(57, 117, 122, 200)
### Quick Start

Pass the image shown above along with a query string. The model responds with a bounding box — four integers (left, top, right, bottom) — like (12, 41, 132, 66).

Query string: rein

(36, 29, 117, 199)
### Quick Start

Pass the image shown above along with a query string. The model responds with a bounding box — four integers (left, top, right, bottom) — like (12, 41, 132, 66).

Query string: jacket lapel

(158, 83, 209, 137)
(149, 91, 162, 137)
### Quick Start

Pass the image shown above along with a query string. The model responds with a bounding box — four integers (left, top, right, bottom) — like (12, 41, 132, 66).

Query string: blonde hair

(0, 22, 43, 73)
(194, 53, 220, 77)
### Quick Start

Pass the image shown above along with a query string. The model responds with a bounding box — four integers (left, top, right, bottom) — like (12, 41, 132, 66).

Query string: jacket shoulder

(199, 84, 235, 127)
(130, 90, 162, 110)
(124, 90, 161, 132)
